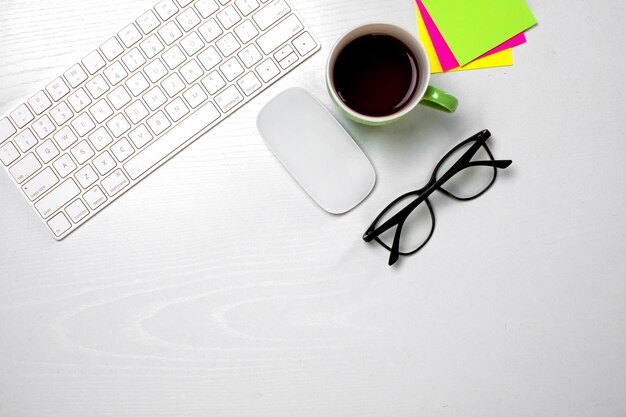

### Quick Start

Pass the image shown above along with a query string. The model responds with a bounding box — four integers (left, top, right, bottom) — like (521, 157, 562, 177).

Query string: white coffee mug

(326, 23, 458, 126)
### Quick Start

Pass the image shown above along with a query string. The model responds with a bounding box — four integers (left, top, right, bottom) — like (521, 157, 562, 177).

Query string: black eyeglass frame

(363, 129, 512, 265)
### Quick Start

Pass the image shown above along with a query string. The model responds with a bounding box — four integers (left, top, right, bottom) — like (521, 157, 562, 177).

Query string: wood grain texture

(2, 1, 626, 416)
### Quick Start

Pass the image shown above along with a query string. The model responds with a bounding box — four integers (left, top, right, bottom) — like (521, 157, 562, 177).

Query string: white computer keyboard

(0, 0, 319, 240)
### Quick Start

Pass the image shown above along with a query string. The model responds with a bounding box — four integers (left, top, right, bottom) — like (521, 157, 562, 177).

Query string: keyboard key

(50, 102, 74, 126)
(217, 33, 241, 57)
(101, 169, 130, 196)
(0, 118, 16, 143)
(126, 73, 150, 96)
(10, 104, 34, 129)
(107, 86, 132, 110)
(253, 0, 290, 30)
(64, 64, 88, 88)
(53, 126, 78, 150)
(177, 8, 201, 31)
(89, 99, 114, 123)
(162, 45, 187, 69)
(159, 21, 183, 46)
(165, 97, 190, 122)
(235, 0, 259, 16)
(183, 84, 208, 109)
(111, 138, 135, 162)
(28, 91, 52, 115)
(256, 58, 280, 82)
(198, 19, 223, 43)
(22, 167, 59, 201)
(234, 20, 259, 44)
(198, 46, 222, 71)
(180, 33, 205, 56)
(82, 50, 107, 74)
(84, 186, 107, 210)
(217, 5, 241, 29)
(122, 48, 147, 72)
(239, 44, 263, 68)
(129, 124, 154, 148)
(103, 62, 128, 86)
(9, 153, 41, 183)
(118, 23, 143, 48)
(278, 52, 298, 69)
(162, 73, 186, 97)
(124, 102, 220, 180)
(140, 35, 165, 59)
(72, 113, 96, 137)
(176, 0, 194, 6)
(100, 37, 125, 61)
(125, 100, 150, 124)
(33, 115, 56, 139)
(35, 179, 80, 218)
(274, 44, 293, 61)
(86, 75, 111, 99)
(195, 0, 219, 18)
(147, 111, 172, 135)
(202, 70, 226, 94)
(155, 0, 179, 21)
(36, 139, 60, 163)
(71, 140, 95, 164)
(180, 60, 204, 83)
(237, 71, 262, 95)
(88, 127, 114, 151)
(220, 57, 244, 81)
(143, 86, 168, 110)
(46, 78, 70, 101)
(292, 31, 317, 56)
(137, 10, 161, 35)
(48, 212, 72, 237)
(0, 142, 20, 166)
(75, 164, 98, 188)
(65, 199, 90, 223)
(215, 85, 244, 112)
(53, 154, 77, 178)
(145, 59, 169, 83)
(257, 14, 303, 54)
(67, 88, 92, 113)
(14, 129, 38, 152)
(93, 151, 116, 175)
(107, 114, 132, 137)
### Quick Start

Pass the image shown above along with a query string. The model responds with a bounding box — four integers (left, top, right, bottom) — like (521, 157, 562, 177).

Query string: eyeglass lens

(435, 141, 496, 199)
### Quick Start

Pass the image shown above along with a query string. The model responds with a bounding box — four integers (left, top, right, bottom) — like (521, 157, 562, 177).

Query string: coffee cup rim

(326, 22, 431, 124)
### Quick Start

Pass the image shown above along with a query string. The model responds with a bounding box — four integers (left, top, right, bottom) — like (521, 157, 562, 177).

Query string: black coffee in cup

(332, 34, 420, 117)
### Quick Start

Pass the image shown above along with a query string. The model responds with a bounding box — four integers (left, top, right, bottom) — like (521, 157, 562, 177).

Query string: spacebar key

(124, 102, 221, 180)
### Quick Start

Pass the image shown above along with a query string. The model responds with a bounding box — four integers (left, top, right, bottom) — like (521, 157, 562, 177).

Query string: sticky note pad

(417, 6, 513, 74)
(421, 0, 537, 66)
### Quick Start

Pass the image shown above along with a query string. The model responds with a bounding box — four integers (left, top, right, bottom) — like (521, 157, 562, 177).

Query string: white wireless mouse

(257, 87, 376, 214)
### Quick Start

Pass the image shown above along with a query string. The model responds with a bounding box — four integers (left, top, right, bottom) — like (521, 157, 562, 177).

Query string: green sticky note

(421, 0, 537, 66)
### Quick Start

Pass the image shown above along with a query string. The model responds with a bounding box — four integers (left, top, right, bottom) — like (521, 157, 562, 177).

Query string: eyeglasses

(363, 129, 512, 266)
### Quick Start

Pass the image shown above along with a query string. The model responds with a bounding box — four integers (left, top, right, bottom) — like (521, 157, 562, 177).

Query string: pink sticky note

(416, 0, 527, 71)
(477, 32, 526, 60)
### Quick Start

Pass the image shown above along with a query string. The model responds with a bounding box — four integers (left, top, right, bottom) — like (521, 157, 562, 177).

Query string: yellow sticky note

(417, 6, 513, 74)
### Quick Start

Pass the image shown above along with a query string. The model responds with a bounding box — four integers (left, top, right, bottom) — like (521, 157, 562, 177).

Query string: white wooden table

(1, 1, 626, 416)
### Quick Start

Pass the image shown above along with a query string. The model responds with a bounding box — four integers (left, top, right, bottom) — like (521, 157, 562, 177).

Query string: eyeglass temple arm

(467, 159, 512, 169)
(444, 130, 491, 175)
(364, 158, 512, 242)
(388, 219, 404, 266)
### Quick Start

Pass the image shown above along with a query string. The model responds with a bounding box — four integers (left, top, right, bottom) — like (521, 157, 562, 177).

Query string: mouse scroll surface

(257, 88, 376, 214)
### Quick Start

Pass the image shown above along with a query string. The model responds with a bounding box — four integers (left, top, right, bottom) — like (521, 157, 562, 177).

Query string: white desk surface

(1, 0, 625, 416)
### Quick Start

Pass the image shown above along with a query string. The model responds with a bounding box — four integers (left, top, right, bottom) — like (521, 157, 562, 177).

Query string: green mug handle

(419, 85, 459, 113)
